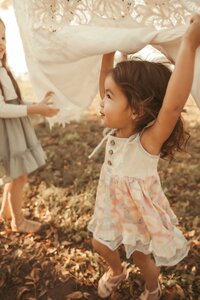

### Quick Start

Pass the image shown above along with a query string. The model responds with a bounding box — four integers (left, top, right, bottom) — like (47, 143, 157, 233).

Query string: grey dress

(0, 69, 46, 185)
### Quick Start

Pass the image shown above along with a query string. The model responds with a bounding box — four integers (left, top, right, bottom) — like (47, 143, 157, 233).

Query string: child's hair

(0, 19, 22, 102)
(109, 59, 189, 159)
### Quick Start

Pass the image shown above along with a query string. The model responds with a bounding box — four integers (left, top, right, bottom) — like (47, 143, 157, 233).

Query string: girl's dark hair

(110, 59, 189, 159)
(0, 19, 22, 103)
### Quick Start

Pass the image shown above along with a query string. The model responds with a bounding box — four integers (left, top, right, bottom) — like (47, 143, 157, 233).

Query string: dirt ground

(0, 80, 199, 300)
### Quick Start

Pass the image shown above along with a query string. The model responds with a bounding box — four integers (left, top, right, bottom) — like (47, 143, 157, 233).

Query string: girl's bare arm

(142, 15, 200, 154)
(99, 53, 115, 99)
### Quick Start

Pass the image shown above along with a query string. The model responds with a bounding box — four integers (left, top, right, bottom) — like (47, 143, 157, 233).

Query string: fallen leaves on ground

(0, 113, 199, 300)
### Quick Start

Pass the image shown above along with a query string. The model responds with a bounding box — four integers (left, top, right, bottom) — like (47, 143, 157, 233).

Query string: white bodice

(103, 133, 159, 179)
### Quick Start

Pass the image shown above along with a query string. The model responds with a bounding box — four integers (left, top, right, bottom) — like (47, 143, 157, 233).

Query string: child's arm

(27, 91, 59, 117)
(142, 15, 200, 154)
(0, 94, 27, 118)
(99, 53, 115, 99)
(0, 91, 59, 118)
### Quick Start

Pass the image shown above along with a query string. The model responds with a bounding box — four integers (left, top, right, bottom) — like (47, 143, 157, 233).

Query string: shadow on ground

(0, 117, 199, 300)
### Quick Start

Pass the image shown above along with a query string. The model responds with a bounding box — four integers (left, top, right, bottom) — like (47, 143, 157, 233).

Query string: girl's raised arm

(99, 53, 115, 99)
(142, 15, 200, 153)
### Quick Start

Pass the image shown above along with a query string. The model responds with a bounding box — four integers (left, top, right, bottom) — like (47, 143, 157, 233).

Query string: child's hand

(40, 91, 55, 105)
(27, 91, 59, 117)
(184, 14, 200, 50)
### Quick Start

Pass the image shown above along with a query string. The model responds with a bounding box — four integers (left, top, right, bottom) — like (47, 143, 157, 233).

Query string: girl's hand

(184, 14, 200, 50)
(40, 91, 55, 105)
(27, 91, 59, 117)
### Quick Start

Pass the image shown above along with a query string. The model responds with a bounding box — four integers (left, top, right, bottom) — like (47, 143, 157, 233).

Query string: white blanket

(13, 0, 200, 126)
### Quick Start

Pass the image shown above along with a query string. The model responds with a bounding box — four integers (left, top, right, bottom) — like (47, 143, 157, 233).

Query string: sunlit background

(0, 2, 27, 76)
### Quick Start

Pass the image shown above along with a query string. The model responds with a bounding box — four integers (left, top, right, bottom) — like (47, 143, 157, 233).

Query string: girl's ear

(131, 111, 137, 120)
(131, 105, 144, 120)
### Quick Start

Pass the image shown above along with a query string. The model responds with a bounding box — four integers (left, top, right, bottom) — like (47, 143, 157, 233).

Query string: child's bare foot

(11, 218, 41, 233)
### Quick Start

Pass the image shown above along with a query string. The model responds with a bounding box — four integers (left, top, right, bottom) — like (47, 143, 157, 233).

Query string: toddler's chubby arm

(142, 14, 200, 154)
(99, 52, 115, 99)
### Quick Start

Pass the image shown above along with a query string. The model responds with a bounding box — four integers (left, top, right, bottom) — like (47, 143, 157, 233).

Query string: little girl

(88, 15, 200, 300)
(0, 19, 59, 233)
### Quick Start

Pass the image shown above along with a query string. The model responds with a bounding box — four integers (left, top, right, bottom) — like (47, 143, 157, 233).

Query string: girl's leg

(92, 239, 123, 276)
(7, 175, 41, 233)
(8, 175, 27, 224)
(132, 251, 160, 300)
(0, 183, 12, 220)
(92, 239, 127, 298)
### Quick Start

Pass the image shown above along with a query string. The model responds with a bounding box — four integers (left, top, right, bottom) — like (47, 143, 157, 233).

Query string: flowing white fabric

(13, 0, 200, 125)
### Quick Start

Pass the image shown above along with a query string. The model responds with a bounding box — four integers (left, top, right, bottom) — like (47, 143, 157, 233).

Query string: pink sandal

(98, 265, 127, 298)
(139, 282, 162, 300)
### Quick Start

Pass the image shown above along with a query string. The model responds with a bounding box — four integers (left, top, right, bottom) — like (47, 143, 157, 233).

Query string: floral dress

(88, 132, 189, 266)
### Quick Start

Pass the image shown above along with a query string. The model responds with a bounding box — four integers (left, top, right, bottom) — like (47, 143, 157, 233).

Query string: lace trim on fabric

(27, 0, 200, 31)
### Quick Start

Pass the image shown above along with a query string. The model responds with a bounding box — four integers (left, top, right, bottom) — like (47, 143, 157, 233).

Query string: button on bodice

(109, 149, 113, 155)
(110, 140, 115, 146)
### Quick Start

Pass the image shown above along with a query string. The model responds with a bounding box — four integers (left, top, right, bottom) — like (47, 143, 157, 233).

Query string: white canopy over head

(13, 0, 200, 125)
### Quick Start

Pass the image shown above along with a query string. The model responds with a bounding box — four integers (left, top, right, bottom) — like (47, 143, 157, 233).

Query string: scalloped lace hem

(88, 226, 189, 267)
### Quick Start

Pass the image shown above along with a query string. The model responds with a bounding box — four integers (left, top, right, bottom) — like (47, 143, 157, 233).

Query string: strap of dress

(139, 120, 155, 137)
(88, 128, 116, 159)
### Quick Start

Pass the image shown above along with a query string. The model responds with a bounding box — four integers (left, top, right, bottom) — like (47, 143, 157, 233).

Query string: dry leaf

(17, 287, 30, 299)
(65, 291, 83, 299)
(0, 110, 199, 300)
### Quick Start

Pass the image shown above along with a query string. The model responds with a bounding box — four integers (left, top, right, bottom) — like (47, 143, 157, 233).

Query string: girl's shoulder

(133, 134, 160, 159)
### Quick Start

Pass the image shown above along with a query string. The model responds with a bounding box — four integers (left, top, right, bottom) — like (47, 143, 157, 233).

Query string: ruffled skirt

(0, 100, 46, 185)
(88, 169, 189, 267)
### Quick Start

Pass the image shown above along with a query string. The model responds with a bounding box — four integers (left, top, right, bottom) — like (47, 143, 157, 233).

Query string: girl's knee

(92, 239, 110, 255)
(132, 251, 150, 266)
(14, 175, 28, 185)
(92, 238, 101, 251)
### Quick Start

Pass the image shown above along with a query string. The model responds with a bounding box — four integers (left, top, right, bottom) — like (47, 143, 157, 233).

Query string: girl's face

(0, 22, 6, 60)
(100, 74, 134, 134)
